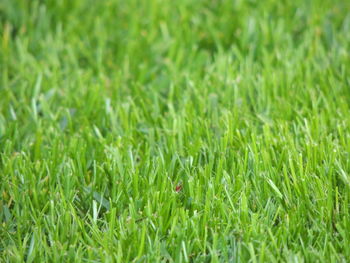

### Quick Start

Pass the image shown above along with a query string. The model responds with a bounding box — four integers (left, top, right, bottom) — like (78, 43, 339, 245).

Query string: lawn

(1, 0, 350, 262)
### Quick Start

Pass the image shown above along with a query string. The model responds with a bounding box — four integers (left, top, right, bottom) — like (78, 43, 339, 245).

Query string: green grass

(1, 0, 350, 262)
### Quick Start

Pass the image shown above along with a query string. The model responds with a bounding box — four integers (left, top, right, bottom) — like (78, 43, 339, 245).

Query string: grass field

(1, 0, 350, 262)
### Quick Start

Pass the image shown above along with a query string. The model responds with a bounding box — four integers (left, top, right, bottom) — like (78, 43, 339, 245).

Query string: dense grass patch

(1, 0, 350, 261)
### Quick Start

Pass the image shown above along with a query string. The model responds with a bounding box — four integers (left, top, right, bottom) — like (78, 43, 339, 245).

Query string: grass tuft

(1, 0, 350, 261)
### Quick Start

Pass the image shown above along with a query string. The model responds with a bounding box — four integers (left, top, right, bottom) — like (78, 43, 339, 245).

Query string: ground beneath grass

(1, 0, 350, 262)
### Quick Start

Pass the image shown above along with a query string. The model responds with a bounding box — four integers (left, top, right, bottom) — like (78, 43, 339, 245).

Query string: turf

(1, 0, 350, 262)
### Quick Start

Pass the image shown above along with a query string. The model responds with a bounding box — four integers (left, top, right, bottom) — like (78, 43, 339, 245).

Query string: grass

(1, 0, 350, 262)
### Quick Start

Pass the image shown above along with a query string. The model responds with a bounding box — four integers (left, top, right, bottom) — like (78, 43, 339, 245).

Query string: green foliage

(1, 0, 350, 261)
